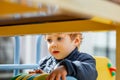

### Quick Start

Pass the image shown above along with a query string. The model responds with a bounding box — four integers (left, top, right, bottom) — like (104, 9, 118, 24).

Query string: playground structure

(95, 56, 116, 80)
(0, 0, 120, 80)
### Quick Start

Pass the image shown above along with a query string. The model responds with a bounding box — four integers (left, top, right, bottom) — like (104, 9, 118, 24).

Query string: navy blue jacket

(39, 48, 98, 80)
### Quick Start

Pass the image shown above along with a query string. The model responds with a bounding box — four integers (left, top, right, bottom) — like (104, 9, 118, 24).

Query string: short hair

(68, 32, 83, 47)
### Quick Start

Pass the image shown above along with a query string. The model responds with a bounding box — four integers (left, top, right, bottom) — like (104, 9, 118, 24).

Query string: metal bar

(36, 35, 42, 64)
(14, 36, 20, 75)
(0, 64, 38, 70)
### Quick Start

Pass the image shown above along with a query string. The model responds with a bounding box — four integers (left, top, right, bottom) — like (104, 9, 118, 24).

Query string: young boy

(32, 32, 98, 80)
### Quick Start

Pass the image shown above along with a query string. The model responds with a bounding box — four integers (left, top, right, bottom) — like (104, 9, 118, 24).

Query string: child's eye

(57, 37, 63, 41)
(47, 39, 52, 43)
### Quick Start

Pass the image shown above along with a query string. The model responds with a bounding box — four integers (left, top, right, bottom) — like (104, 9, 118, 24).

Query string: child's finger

(45, 74, 50, 80)
(61, 75, 66, 80)
(28, 71, 36, 74)
(35, 69, 44, 73)
(47, 73, 56, 80)
(55, 74, 61, 80)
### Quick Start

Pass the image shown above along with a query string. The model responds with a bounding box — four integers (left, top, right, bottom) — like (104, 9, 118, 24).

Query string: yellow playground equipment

(95, 57, 116, 80)
(0, 0, 120, 80)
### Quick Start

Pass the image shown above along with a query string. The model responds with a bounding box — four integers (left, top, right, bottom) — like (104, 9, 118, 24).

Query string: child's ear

(74, 36, 80, 46)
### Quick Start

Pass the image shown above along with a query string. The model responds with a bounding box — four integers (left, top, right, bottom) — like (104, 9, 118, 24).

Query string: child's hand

(46, 65, 67, 80)
(29, 69, 44, 74)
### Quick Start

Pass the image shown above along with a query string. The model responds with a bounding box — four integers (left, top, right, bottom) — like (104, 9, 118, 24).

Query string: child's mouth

(53, 51, 59, 54)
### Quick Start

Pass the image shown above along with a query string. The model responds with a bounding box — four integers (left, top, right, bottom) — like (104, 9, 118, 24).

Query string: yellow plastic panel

(33, 74, 49, 80)
(95, 57, 115, 80)
(0, 20, 117, 36)
(116, 27, 120, 80)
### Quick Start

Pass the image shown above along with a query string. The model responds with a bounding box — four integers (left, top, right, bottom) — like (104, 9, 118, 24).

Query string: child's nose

(51, 42, 57, 48)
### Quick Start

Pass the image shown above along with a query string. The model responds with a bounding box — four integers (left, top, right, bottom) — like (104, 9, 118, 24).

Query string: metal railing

(0, 35, 42, 76)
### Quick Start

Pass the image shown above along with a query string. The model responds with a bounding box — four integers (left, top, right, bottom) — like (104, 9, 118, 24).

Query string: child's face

(45, 33, 79, 60)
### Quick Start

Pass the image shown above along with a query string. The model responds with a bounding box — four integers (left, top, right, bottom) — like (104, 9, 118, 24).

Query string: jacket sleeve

(60, 54, 98, 80)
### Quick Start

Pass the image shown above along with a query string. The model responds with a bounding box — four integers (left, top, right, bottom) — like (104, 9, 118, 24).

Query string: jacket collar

(54, 47, 79, 63)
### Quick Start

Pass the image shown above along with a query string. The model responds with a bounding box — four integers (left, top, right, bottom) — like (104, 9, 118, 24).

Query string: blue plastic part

(14, 36, 20, 76)
(36, 35, 42, 64)
(0, 64, 38, 70)
(66, 76, 77, 80)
